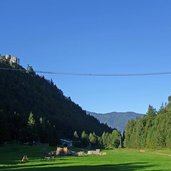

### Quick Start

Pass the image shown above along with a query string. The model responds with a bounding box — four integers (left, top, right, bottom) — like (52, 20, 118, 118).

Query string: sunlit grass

(0, 144, 171, 171)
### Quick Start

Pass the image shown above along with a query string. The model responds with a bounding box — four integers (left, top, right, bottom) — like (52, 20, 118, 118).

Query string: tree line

(73, 130, 121, 149)
(124, 98, 171, 149)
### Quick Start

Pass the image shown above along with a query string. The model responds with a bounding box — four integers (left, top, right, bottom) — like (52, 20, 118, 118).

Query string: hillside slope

(0, 61, 111, 144)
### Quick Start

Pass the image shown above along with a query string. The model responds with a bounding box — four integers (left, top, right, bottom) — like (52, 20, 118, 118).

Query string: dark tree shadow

(0, 162, 166, 171)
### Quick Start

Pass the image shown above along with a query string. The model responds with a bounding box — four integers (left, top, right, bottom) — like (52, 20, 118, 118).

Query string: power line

(1, 67, 171, 77)
(0, 67, 24, 72)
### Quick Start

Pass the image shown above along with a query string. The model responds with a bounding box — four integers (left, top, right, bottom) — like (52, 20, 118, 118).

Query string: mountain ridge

(87, 111, 144, 132)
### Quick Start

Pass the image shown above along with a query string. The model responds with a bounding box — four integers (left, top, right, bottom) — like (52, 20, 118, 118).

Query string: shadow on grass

(0, 162, 165, 171)
(0, 156, 70, 165)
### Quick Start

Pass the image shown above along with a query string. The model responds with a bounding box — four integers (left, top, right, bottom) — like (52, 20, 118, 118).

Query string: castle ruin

(0, 54, 20, 65)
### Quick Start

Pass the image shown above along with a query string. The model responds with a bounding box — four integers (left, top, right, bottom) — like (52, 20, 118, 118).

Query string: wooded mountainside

(0, 60, 112, 145)
(125, 102, 171, 149)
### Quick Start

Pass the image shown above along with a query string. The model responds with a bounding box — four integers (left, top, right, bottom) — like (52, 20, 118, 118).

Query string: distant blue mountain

(87, 111, 144, 132)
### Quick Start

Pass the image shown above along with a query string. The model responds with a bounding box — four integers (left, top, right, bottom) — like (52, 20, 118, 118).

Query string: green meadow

(0, 145, 171, 171)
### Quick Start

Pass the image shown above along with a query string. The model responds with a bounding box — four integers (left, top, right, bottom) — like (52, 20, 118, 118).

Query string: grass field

(0, 145, 171, 171)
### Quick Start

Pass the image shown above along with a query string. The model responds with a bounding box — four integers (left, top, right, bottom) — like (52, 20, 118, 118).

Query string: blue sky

(0, 0, 171, 113)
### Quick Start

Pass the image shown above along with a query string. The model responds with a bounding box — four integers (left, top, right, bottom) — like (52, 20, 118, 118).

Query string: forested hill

(124, 104, 171, 149)
(0, 60, 111, 144)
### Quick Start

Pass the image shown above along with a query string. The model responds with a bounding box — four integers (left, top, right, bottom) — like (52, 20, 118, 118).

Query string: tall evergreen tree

(73, 131, 79, 140)
(27, 112, 35, 127)
(125, 99, 171, 149)
(89, 132, 97, 147)
(146, 105, 156, 117)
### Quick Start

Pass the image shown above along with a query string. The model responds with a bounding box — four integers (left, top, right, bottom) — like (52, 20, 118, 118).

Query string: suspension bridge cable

(1, 67, 171, 77)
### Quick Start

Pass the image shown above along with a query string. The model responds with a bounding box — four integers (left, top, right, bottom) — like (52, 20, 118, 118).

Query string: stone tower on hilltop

(0, 54, 20, 65)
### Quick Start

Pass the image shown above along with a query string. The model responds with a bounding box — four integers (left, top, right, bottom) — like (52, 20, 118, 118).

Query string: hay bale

(21, 155, 28, 162)
(63, 147, 68, 155)
(56, 147, 63, 156)
(77, 151, 86, 156)
(96, 149, 100, 153)
(139, 149, 145, 153)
